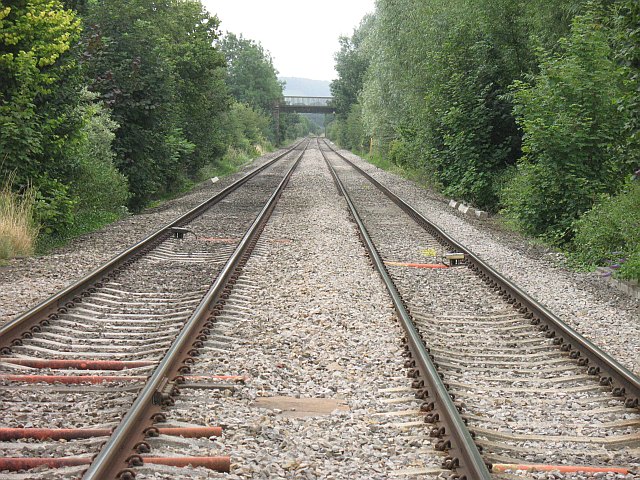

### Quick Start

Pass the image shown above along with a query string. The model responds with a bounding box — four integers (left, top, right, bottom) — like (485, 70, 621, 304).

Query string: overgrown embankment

(0, 1, 315, 258)
(327, 0, 639, 281)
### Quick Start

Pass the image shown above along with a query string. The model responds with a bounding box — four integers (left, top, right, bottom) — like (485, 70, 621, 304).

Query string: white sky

(202, 0, 375, 81)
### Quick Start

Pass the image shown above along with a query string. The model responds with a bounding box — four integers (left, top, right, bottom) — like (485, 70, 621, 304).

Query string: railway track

(0, 140, 308, 478)
(319, 139, 639, 479)
(1, 137, 638, 479)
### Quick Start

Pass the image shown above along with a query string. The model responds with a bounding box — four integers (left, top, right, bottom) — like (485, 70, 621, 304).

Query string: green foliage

(607, 0, 639, 167)
(424, 23, 520, 210)
(326, 17, 373, 152)
(69, 89, 130, 215)
(220, 33, 283, 114)
(571, 179, 640, 281)
(0, 0, 82, 185)
(504, 10, 633, 238)
(2, 0, 297, 255)
(223, 102, 271, 151)
(355, 0, 541, 210)
(164, 1, 229, 176)
(83, 0, 229, 210)
(199, 146, 255, 181)
(330, 15, 374, 117)
(33, 175, 76, 235)
(336, 103, 367, 152)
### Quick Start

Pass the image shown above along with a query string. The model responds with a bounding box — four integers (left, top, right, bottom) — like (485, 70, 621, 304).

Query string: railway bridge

(274, 96, 335, 143)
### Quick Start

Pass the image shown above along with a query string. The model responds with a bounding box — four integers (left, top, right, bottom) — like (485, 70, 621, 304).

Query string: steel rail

(0, 140, 305, 352)
(83, 141, 309, 479)
(320, 145, 492, 480)
(322, 139, 640, 407)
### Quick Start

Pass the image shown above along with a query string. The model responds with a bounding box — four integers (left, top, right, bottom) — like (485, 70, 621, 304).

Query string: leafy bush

(571, 179, 640, 281)
(32, 176, 76, 235)
(223, 103, 271, 152)
(70, 91, 130, 215)
(0, 1, 82, 186)
(388, 139, 409, 166)
(504, 11, 632, 239)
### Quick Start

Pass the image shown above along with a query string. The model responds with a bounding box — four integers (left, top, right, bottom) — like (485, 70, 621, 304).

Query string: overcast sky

(202, 0, 375, 81)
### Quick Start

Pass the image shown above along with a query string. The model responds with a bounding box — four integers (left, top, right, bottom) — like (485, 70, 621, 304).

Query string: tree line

(0, 0, 314, 248)
(329, 0, 639, 280)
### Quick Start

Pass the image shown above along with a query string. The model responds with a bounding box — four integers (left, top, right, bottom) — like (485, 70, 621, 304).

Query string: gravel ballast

(1, 140, 638, 479)
(136, 144, 447, 479)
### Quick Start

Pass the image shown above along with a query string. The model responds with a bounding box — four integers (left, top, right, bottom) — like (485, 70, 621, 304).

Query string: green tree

(0, 0, 86, 234)
(355, 0, 586, 210)
(160, 1, 229, 177)
(330, 14, 373, 117)
(606, 0, 639, 167)
(503, 10, 632, 239)
(0, 0, 82, 183)
(220, 33, 283, 114)
(83, 0, 200, 209)
(68, 89, 130, 218)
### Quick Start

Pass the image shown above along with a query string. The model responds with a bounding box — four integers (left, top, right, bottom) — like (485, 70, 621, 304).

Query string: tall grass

(199, 144, 267, 180)
(0, 174, 39, 260)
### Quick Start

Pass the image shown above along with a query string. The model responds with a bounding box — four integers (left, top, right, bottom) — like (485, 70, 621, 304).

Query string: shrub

(0, 174, 39, 259)
(32, 176, 76, 236)
(70, 91, 130, 216)
(571, 179, 640, 281)
(504, 11, 632, 239)
(223, 103, 270, 151)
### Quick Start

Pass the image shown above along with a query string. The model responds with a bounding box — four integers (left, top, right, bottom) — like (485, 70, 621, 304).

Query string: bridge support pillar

(272, 103, 280, 146)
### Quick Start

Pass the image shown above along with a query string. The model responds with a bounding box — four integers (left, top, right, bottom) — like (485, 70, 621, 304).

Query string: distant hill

(279, 77, 331, 97)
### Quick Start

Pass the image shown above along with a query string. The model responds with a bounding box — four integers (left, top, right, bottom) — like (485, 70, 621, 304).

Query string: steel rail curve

(320, 145, 492, 480)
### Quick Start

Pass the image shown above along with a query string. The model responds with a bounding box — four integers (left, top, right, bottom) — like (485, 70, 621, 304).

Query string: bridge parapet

(278, 96, 335, 114)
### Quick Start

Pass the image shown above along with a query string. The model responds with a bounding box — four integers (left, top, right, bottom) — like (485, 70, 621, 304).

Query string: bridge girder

(278, 105, 336, 114)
